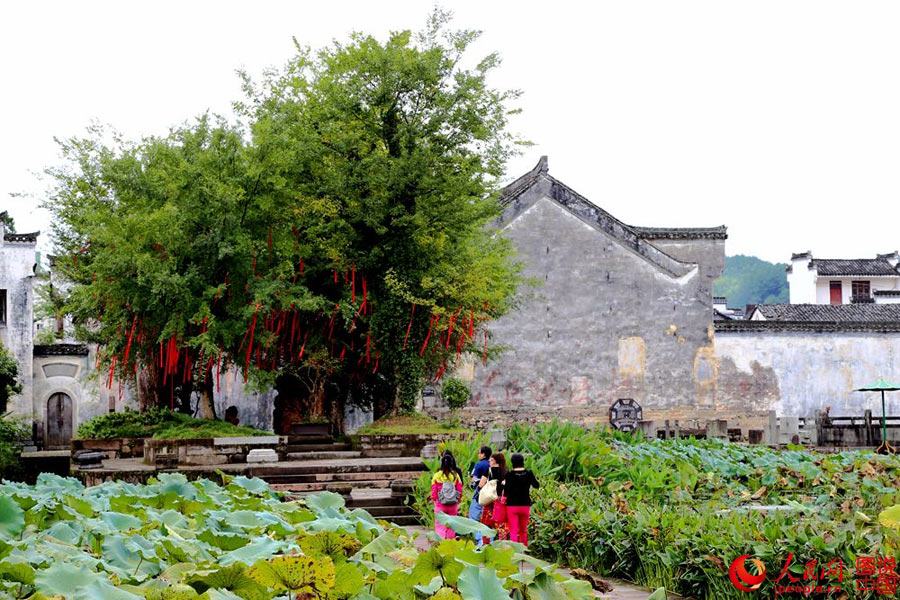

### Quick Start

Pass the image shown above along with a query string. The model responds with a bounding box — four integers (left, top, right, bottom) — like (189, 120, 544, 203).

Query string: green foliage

(412, 422, 900, 600)
(0, 473, 586, 598)
(75, 409, 268, 439)
(440, 378, 470, 412)
(713, 254, 789, 308)
(414, 433, 489, 527)
(0, 417, 28, 480)
(0, 213, 14, 233)
(0, 343, 22, 414)
(43, 9, 525, 417)
(34, 274, 69, 342)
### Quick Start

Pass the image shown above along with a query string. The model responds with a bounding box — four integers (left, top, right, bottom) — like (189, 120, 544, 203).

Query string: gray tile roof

(3, 232, 39, 243)
(811, 258, 899, 276)
(715, 320, 900, 333)
(753, 303, 900, 322)
(632, 226, 728, 240)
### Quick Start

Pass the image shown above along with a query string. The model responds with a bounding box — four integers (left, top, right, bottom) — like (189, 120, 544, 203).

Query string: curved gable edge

(495, 164, 699, 282)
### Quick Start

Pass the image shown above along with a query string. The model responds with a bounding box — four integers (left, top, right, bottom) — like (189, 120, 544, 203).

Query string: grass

(151, 417, 270, 439)
(356, 413, 470, 435)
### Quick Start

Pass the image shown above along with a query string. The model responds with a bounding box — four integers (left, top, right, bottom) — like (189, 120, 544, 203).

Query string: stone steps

(250, 458, 426, 477)
(263, 470, 421, 485)
(347, 489, 421, 526)
(285, 434, 334, 445)
(283, 443, 352, 453)
(272, 480, 393, 492)
(257, 456, 425, 523)
(284, 450, 362, 461)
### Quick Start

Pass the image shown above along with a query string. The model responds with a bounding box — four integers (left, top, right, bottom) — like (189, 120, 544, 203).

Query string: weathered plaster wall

(714, 331, 900, 418)
(451, 193, 726, 427)
(0, 239, 36, 422)
(214, 369, 276, 432)
(647, 239, 725, 301)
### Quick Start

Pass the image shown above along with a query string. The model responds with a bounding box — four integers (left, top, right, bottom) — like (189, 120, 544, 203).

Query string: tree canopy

(43, 11, 524, 428)
(713, 254, 789, 308)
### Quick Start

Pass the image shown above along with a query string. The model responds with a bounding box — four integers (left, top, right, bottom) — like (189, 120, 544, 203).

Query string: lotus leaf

(248, 555, 335, 594)
(410, 548, 464, 587)
(878, 504, 900, 530)
(34, 562, 105, 596)
(455, 565, 508, 600)
(0, 496, 25, 538)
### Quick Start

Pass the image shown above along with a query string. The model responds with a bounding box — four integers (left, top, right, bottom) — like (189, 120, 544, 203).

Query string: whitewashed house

(786, 251, 900, 305)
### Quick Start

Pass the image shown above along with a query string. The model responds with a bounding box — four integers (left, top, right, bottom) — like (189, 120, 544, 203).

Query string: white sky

(2, 1, 899, 264)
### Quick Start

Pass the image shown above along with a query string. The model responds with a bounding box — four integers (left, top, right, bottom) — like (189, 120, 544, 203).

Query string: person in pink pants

(500, 453, 540, 545)
(430, 453, 464, 539)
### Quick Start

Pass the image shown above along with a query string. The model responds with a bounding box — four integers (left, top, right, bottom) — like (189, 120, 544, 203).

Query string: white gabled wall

(787, 255, 817, 304)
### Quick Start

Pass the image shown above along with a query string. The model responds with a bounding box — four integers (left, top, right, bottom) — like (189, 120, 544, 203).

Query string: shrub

(76, 408, 269, 439)
(440, 377, 470, 412)
(0, 416, 29, 478)
(75, 408, 173, 439)
(0, 343, 22, 414)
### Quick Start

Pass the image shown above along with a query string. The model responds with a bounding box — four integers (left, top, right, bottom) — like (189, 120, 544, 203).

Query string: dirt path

(400, 525, 680, 600)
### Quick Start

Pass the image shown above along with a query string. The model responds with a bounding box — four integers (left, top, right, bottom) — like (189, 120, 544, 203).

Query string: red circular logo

(729, 555, 766, 592)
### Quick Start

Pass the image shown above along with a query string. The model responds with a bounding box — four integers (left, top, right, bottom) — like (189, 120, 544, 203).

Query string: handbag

(493, 493, 507, 522)
(478, 479, 499, 506)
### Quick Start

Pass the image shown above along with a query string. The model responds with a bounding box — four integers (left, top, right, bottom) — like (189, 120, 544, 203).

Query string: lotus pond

(0, 472, 593, 599)
(414, 421, 900, 599)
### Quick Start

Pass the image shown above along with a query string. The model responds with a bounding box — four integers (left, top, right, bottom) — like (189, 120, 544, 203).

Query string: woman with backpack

(431, 452, 464, 539)
(502, 453, 540, 545)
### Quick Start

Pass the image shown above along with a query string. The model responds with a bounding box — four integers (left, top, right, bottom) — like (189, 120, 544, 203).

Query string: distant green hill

(713, 255, 788, 309)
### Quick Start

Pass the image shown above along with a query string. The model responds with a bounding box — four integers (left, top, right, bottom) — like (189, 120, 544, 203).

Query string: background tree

(0, 343, 23, 414)
(34, 272, 70, 344)
(0, 211, 15, 233)
(44, 10, 524, 429)
(713, 255, 789, 308)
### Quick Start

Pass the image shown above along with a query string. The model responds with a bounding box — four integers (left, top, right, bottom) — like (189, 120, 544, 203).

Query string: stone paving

(401, 525, 680, 600)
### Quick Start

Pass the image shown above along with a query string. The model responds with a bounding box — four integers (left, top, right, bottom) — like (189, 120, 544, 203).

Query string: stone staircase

(345, 488, 421, 526)
(250, 457, 426, 493)
(248, 432, 427, 524)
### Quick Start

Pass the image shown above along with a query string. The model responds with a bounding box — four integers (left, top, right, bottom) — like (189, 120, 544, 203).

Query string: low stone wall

(357, 433, 470, 458)
(73, 466, 230, 487)
(71, 438, 144, 459)
(143, 436, 283, 466)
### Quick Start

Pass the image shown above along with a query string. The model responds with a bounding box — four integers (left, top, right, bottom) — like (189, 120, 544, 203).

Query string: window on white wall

(0, 290, 6, 325)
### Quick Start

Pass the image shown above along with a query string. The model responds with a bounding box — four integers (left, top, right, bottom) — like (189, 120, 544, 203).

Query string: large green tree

(44, 11, 524, 430)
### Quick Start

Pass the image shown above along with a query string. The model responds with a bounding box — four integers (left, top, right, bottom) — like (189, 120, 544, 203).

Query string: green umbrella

(854, 379, 900, 454)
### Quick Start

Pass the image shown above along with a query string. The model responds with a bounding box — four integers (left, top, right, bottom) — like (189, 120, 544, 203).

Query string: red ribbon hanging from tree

(403, 304, 416, 349)
(420, 314, 437, 356)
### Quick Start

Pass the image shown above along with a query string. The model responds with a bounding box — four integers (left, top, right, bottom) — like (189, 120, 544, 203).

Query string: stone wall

(439, 173, 727, 427)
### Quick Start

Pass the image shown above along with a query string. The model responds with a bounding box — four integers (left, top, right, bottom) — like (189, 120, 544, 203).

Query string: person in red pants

(501, 453, 540, 545)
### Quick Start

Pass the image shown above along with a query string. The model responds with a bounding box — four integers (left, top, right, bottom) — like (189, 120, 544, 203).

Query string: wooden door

(829, 281, 842, 305)
(46, 393, 73, 448)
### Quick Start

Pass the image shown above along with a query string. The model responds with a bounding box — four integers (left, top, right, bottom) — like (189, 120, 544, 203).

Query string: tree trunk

(198, 366, 216, 419)
(137, 362, 162, 412)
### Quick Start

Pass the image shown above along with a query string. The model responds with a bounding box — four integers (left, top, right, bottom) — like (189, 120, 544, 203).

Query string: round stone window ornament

(609, 398, 643, 432)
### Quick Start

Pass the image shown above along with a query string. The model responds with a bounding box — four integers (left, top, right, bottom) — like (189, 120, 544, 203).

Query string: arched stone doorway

(46, 392, 73, 448)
